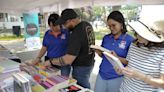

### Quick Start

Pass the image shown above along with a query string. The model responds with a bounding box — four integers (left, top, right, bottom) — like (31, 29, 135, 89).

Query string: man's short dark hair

(55, 9, 78, 25)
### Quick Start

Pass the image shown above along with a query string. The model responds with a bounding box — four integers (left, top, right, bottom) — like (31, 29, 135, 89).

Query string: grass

(0, 33, 44, 41)
(0, 27, 45, 41)
(0, 28, 135, 41)
(0, 34, 24, 41)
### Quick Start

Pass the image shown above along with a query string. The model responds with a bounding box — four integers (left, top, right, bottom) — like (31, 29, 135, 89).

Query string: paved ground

(0, 39, 102, 90)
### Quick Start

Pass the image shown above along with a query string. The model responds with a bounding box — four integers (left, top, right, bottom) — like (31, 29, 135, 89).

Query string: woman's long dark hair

(135, 39, 164, 48)
(147, 42, 164, 48)
(107, 11, 127, 34)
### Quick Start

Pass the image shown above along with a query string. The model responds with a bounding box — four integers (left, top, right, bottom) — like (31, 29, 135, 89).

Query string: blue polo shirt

(42, 28, 69, 58)
(99, 33, 134, 80)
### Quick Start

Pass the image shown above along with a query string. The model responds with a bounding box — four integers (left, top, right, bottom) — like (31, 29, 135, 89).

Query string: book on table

(0, 58, 20, 73)
(59, 84, 94, 92)
(13, 72, 32, 92)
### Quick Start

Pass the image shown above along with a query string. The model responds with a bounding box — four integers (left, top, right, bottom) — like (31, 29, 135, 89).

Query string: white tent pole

(57, 2, 61, 14)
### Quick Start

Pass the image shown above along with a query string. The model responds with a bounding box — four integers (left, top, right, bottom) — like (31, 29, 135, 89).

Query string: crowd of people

(32, 8, 164, 92)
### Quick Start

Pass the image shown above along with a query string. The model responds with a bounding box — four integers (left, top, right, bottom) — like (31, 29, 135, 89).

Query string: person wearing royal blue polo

(94, 11, 134, 92)
(33, 13, 71, 77)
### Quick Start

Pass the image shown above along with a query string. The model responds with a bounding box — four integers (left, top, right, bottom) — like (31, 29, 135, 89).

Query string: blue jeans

(61, 65, 71, 77)
(95, 74, 123, 92)
(72, 65, 93, 89)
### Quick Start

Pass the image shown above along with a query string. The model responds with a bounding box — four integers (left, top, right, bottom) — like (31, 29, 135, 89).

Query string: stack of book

(20, 63, 81, 92)
(32, 75, 75, 92)
(0, 58, 20, 92)
(36, 64, 60, 77)
(13, 72, 32, 92)
(20, 63, 60, 77)
(0, 77, 14, 92)
(0, 58, 20, 81)
(21, 63, 77, 92)
(12, 72, 46, 92)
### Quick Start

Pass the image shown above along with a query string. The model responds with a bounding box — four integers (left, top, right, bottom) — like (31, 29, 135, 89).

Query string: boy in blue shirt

(33, 13, 71, 77)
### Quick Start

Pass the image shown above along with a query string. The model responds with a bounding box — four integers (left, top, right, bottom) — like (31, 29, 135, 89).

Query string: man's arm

(44, 54, 76, 67)
(52, 54, 76, 66)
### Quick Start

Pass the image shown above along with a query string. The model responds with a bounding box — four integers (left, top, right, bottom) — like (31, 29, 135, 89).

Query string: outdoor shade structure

(0, 0, 164, 14)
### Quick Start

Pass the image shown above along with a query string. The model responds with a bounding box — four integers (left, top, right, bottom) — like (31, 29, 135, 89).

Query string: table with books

(0, 58, 20, 92)
(0, 59, 94, 92)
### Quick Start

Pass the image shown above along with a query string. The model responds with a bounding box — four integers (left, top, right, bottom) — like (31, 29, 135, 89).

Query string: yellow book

(0, 66, 4, 73)
(32, 84, 45, 92)
(39, 70, 48, 77)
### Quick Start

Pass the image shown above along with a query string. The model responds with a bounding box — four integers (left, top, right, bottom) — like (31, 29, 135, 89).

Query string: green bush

(94, 28, 109, 40)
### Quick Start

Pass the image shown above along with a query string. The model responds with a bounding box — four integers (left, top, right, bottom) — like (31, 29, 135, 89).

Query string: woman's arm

(111, 51, 128, 65)
(36, 46, 47, 59)
(95, 49, 103, 57)
(118, 57, 128, 65)
(122, 67, 164, 89)
(32, 46, 47, 64)
(143, 74, 164, 88)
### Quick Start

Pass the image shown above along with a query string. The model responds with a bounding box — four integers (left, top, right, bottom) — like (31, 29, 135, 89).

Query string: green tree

(74, 7, 95, 22)
(120, 5, 141, 21)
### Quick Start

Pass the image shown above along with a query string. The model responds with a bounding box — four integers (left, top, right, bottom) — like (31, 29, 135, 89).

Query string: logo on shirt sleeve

(119, 41, 126, 49)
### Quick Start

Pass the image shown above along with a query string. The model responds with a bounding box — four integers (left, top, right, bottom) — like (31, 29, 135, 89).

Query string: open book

(90, 45, 111, 53)
(90, 45, 124, 69)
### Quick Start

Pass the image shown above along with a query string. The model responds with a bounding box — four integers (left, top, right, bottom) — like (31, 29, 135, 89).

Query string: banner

(23, 13, 41, 49)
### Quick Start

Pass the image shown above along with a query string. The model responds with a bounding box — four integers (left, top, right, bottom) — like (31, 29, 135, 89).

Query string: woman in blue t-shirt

(32, 13, 71, 77)
(94, 11, 134, 92)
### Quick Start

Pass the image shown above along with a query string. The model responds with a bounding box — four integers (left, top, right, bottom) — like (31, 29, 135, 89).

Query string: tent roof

(0, 0, 164, 14)
(0, 0, 59, 14)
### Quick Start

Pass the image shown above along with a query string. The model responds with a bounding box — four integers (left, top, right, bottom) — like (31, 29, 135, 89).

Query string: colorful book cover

(31, 84, 46, 92)
(53, 75, 66, 82)
(0, 66, 4, 73)
(42, 81, 53, 88)
(48, 77, 60, 84)
(59, 85, 82, 92)
(45, 78, 56, 86)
